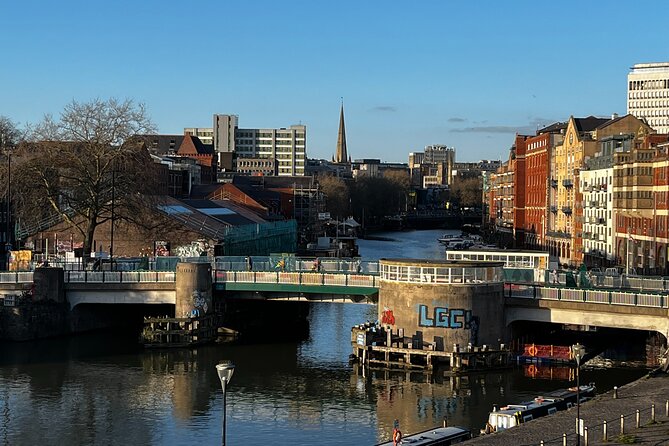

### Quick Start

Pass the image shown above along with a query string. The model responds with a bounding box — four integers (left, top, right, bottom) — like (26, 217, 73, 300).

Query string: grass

(616, 433, 637, 444)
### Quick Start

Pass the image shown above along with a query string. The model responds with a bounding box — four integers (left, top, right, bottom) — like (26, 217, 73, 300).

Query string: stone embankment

(468, 371, 669, 446)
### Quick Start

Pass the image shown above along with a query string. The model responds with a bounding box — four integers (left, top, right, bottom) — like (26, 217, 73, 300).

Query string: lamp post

(572, 343, 586, 446)
(216, 361, 235, 446)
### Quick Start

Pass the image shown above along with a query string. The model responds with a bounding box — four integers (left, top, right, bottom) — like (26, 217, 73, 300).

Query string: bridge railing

(214, 271, 378, 288)
(0, 272, 34, 283)
(64, 271, 176, 283)
(505, 283, 667, 308)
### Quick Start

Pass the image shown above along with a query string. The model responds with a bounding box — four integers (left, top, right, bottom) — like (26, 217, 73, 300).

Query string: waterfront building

(408, 145, 455, 188)
(627, 62, 669, 134)
(546, 116, 608, 265)
(524, 122, 565, 249)
(489, 152, 515, 246)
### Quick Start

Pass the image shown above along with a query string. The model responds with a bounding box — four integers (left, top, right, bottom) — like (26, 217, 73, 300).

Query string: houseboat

(482, 384, 596, 434)
(375, 426, 471, 446)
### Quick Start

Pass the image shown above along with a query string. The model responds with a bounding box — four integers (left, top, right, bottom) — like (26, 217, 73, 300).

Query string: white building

(627, 62, 669, 134)
(185, 115, 306, 177)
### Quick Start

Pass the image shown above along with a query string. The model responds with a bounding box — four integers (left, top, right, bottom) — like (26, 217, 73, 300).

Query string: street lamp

(571, 343, 586, 446)
(216, 361, 235, 446)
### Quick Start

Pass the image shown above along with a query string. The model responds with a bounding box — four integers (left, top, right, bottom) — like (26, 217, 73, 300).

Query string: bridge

(2, 262, 669, 337)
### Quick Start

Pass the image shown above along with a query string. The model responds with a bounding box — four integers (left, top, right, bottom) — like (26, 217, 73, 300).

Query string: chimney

(612, 113, 619, 120)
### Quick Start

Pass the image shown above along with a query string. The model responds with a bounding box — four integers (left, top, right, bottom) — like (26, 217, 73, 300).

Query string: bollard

(636, 409, 640, 428)
(620, 414, 625, 434)
(666, 400, 668, 417)
(540, 441, 544, 446)
(562, 433, 567, 446)
(603, 420, 607, 442)
(652, 403, 656, 422)
(584, 426, 588, 446)
(443, 417, 447, 428)
(613, 386, 618, 399)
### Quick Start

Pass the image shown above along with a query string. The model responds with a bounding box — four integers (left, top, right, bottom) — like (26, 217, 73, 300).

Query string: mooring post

(613, 386, 618, 399)
(562, 432, 567, 446)
(636, 409, 640, 428)
(652, 403, 656, 422)
(584, 426, 588, 446)
(602, 420, 607, 442)
(620, 414, 624, 435)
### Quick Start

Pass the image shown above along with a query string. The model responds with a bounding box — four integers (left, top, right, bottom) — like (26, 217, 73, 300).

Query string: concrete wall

(175, 262, 212, 318)
(378, 281, 506, 348)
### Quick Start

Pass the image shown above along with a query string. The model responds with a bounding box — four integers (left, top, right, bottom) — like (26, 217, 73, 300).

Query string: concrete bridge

(2, 265, 669, 337)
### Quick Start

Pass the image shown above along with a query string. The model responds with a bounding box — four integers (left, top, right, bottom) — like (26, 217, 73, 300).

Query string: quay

(468, 371, 669, 445)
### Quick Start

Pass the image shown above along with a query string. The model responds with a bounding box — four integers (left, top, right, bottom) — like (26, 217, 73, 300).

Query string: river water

(0, 229, 648, 445)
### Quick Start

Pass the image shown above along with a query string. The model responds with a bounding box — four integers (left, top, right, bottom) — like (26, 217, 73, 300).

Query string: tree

(319, 175, 350, 219)
(17, 98, 157, 264)
(450, 176, 482, 208)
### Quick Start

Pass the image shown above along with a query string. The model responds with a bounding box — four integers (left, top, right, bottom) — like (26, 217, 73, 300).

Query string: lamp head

(571, 343, 585, 364)
(216, 361, 235, 385)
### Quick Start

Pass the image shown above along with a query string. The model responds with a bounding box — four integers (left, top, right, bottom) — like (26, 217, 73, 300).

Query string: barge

(482, 383, 596, 434)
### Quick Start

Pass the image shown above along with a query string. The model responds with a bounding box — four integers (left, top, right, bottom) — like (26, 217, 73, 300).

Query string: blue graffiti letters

(418, 305, 474, 329)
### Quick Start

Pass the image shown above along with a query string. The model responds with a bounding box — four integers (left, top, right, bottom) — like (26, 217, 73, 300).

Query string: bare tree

(319, 175, 350, 219)
(17, 98, 157, 264)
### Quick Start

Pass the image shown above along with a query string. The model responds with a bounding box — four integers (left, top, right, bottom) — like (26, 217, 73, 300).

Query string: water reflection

(0, 229, 651, 445)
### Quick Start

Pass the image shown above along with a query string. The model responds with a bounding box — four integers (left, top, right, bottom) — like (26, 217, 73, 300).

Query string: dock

(351, 325, 510, 372)
(141, 313, 221, 348)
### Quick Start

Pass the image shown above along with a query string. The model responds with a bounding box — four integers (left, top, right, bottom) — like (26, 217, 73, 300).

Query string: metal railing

(214, 270, 378, 288)
(0, 272, 34, 283)
(505, 283, 668, 308)
(65, 271, 177, 283)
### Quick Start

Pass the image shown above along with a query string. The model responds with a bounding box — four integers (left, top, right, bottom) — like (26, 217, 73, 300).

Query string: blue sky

(1, 1, 668, 162)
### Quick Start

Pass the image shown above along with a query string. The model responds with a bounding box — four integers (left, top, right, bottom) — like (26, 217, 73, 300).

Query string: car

(604, 267, 622, 277)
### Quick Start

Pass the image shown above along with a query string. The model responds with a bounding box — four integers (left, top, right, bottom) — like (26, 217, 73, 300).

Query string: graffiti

(173, 240, 211, 257)
(188, 290, 209, 317)
(381, 307, 395, 325)
(418, 304, 476, 330)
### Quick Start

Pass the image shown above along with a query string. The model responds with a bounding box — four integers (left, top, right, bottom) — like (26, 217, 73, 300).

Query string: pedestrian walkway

(468, 371, 669, 445)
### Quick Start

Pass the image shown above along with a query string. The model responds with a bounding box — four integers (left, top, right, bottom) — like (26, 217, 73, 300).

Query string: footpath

(467, 370, 669, 446)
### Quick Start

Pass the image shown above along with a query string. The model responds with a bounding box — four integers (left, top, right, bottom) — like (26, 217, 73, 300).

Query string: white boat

(482, 384, 596, 434)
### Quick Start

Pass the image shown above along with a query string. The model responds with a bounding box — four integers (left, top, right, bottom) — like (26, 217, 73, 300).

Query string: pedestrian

(316, 258, 321, 272)
(276, 258, 286, 272)
(551, 269, 559, 284)
(356, 259, 362, 274)
(246, 256, 253, 271)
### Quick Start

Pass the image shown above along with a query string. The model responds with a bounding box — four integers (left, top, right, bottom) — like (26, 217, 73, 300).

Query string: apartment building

(627, 62, 669, 134)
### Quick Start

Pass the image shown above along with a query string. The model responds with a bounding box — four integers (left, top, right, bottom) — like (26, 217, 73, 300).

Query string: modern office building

(627, 62, 669, 134)
(185, 114, 306, 177)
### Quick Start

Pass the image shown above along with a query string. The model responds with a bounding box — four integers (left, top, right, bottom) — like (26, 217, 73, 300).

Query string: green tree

(18, 98, 157, 264)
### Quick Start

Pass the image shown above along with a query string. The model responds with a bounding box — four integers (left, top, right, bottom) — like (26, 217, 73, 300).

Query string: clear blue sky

(1, 1, 668, 162)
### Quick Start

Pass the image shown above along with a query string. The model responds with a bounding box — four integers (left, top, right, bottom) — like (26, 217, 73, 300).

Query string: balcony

(550, 178, 558, 188)
(597, 218, 606, 225)
(562, 206, 572, 215)
(550, 205, 558, 213)
(546, 230, 571, 239)
(562, 179, 574, 188)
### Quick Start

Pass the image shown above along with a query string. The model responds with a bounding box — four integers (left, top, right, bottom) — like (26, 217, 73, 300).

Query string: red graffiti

(381, 308, 395, 325)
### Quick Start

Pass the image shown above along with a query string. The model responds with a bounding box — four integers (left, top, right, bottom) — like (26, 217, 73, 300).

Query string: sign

(318, 212, 331, 220)
(578, 418, 584, 437)
(4, 295, 15, 307)
(356, 333, 365, 346)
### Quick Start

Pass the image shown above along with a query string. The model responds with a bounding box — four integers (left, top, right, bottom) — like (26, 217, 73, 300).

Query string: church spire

(335, 100, 348, 163)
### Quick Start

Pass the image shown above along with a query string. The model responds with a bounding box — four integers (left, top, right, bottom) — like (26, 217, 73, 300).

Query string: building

(187, 114, 306, 177)
(547, 116, 608, 265)
(334, 103, 348, 163)
(184, 127, 214, 146)
(523, 122, 565, 249)
(627, 62, 669, 134)
(408, 145, 455, 188)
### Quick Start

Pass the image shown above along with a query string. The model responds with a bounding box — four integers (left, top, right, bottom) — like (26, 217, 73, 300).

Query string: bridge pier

(175, 262, 212, 318)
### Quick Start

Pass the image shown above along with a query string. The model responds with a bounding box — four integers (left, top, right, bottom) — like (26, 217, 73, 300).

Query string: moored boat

(375, 426, 471, 446)
(481, 383, 596, 434)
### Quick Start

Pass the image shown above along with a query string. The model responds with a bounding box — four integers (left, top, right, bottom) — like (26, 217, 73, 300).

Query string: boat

(374, 426, 471, 446)
(481, 384, 596, 434)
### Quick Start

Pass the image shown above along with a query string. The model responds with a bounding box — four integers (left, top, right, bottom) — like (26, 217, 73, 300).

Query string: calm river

(0, 229, 647, 445)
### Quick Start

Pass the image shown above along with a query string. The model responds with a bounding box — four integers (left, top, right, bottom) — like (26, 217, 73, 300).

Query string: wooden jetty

(141, 314, 221, 348)
(351, 325, 510, 372)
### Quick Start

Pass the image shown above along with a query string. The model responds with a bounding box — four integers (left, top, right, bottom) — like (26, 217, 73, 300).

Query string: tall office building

(627, 62, 669, 134)
(213, 114, 238, 154)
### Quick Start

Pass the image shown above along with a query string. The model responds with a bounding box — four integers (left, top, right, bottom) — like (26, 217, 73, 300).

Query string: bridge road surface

(467, 372, 669, 446)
